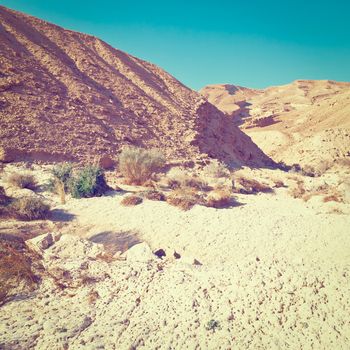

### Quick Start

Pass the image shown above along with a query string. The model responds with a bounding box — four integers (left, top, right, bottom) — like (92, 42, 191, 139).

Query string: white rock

(125, 242, 155, 262)
(27, 232, 60, 253)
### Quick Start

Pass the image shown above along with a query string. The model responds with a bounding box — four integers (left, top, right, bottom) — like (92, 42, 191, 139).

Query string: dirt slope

(0, 6, 271, 167)
(200, 80, 350, 165)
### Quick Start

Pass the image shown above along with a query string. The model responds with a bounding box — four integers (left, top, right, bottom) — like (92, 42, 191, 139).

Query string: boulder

(99, 156, 115, 170)
(26, 232, 61, 253)
(125, 242, 155, 262)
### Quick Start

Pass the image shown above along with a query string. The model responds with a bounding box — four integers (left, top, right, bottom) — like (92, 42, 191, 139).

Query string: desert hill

(0, 5, 272, 167)
(200, 80, 350, 166)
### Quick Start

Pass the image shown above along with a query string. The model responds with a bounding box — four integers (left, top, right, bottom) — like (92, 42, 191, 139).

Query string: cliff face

(200, 80, 350, 165)
(0, 6, 271, 166)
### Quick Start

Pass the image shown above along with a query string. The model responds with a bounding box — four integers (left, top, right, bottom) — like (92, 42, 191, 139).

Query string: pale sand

(1, 174, 349, 349)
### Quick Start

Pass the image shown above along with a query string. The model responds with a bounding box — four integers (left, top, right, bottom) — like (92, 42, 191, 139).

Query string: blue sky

(1, 0, 349, 90)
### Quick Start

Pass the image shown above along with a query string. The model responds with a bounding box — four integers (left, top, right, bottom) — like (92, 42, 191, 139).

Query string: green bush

(52, 163, 73, 190)
(9, 196, 50, 220)
(68, 165, 110, 199)
(119, 147, 165, 185)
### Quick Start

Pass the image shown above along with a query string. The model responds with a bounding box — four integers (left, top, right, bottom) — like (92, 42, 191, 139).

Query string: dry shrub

(166, 168, 209, 191)
(323, 193, 343, 203)
(141, 190, 165, 201)
(289, 180, 306, 199)
(301, 184, 344, 203)
(206, 189, 235, 208)
(166, 188, 205, 211)
(203, 161, 230, 178)
(273, 180, 285, 188)
(7, 172, 37, 190)
(234, 176, 273, 194)
(88, 290, 100, 304)
(0, 243, 41, 304)
(8, 196, 50, 220)
(121, 195, 143, 206)
(119, 147, 165, 185)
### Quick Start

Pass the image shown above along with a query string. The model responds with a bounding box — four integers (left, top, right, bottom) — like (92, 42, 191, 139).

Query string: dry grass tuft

(7, 172, 37, 190)
(166, 188, 205, 211)
(273, 180, 286, 188)
(88, 290, 100, 304)
(121, 195, 143, 206)
(289, 180, 306, 199)
(119, 147, 165, 185)
(0, 243, 41, 304)
(203, 161, 230, 178)
(323, 193, 343, 203)
(141, 190, 166, 201)
(166, 168, 209, 191)
(8, 196, 50, 220)
(206, 189, 235, 208)
(234, 176, 273, 194)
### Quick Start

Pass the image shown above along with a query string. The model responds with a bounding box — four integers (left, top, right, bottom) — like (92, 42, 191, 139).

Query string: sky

(1, 0, 350, 90)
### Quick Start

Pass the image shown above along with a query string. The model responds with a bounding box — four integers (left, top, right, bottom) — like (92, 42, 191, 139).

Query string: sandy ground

(1, 165, 349, 349)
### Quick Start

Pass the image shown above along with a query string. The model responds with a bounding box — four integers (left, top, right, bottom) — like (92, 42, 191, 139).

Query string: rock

(153, 248, 166, 259)
(193, 259, 202, 266)
(27, 232, 61, 253)
(99, 156, 115, 170)
(125, 242, 155, 262)
(173, 251, 181, 259)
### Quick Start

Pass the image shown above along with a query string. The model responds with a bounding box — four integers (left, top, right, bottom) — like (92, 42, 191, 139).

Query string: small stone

(153, 249, 166, 259)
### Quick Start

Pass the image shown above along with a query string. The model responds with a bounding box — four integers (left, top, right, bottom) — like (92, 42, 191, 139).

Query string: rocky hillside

(0, 6, 272, 167)
(200, 80, 350, 166)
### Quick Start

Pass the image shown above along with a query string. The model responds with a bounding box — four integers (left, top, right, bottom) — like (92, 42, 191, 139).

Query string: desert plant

(203, 161, 230, 178)
(51, 162, 73, 191)
(234, 177, 273, 194)
(166, 168, 209, 191)
(206, 189, 235, 208)
(6, 172, 37, 190)
(0, 243, 41, 304)
(273, 180, 285, 188)
(68, 165, 109, 199)
(119, 147, 165, 185)
(8, 196, 50, 220)
(121, 195, 143, 206)
(140, 190, 165, 201)
(289, 180, 306, 199)
(166, 188, 205, 211)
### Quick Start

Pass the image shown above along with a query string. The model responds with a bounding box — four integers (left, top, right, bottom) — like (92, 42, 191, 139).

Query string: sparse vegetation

(273, 180, 285, 188)
(140, 190, 165, 201)
(121, 195, 143, 206)
(0, 243, 41, 304)
(203, 161, 230, 178)
(166, 188, 205, 211)
(8, 196, 50, 220)
(119, 147, 165, 185)
(68, 165, 110, 199)
(51, 162, 73, 191)
(234, 176, 273, 194)
(6, 172, 37, 190)
(289, 179, 306, 199)
(166, 168, 209, 191)
(206, 189, 235, 208)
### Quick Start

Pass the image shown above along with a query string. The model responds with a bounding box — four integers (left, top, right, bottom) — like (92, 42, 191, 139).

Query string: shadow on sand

(50, 209, 76, 222)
